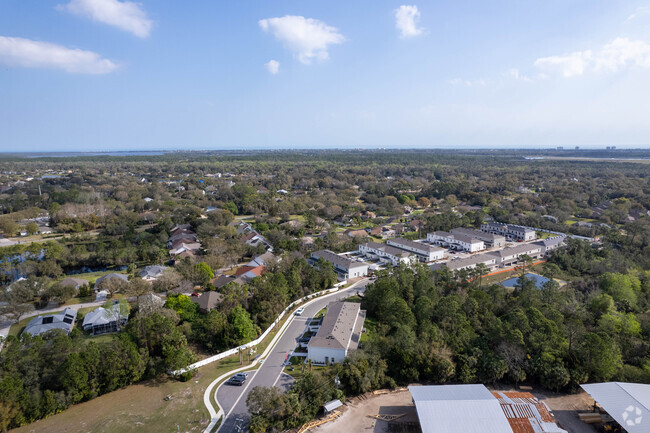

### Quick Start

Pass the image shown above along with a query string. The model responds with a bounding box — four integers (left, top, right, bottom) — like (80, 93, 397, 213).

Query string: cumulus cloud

(534, 37, 650, 77)
(59, 0, 152, 38)
(259, 15, 344, 64)
(395, 5, 424, 38)
(0, 36, 117, 74)
(265, 59, 280, 74)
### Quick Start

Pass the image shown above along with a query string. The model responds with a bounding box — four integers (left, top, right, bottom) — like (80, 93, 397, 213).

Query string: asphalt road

(216, 279, 371, 433)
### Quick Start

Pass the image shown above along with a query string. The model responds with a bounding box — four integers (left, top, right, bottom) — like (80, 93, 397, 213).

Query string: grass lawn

(343, 295, 362, 303)
(360, 317, 376, 344)
(70, 270, 128, 283)
(289, 214, 307, 223)
(536, 232, 554, 240)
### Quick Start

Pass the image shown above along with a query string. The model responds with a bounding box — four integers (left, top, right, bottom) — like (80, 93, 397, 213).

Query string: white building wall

(307, 346, 347, 364)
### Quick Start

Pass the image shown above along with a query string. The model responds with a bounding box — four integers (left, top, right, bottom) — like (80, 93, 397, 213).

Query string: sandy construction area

(313, 385, 598, 433)
(314, 388, 419, 433)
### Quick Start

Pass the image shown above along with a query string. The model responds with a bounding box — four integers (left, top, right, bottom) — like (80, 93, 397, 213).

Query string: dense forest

(247, 237, 650, 432)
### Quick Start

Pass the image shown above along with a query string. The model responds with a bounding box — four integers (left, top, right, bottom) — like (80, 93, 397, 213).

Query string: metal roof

(409, 385, 513, 433)
(323, 399, 343, 413)
(581, 382, 650, 433)
(493, 391, 566, 433)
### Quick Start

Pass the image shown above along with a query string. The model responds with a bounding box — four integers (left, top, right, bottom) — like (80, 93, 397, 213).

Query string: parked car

(233, 372, 248, 379)
(227, 376, 245, 386)
(294, 307, 305, 316)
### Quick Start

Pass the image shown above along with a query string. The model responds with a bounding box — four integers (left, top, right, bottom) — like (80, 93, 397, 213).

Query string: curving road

(213, 278, 371, 433)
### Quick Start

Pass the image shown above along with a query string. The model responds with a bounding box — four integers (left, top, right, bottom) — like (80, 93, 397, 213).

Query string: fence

(172, 281, 346, 374)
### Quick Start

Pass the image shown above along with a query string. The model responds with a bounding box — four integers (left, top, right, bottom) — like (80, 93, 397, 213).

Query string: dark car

(227, 376, 245, 386)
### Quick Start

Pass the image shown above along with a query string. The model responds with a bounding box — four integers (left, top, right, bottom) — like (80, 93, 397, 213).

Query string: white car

(294, 307, 305, 316)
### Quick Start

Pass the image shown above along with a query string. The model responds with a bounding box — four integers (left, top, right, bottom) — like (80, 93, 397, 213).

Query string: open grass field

(11, 368, 214, 433)
(10, 346, 266, 433)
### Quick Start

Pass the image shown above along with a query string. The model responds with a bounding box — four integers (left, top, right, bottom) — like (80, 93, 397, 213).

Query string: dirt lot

(528, 388, 597, 433)
(314, 388, 419, 433)
(314, 385, 598, 433)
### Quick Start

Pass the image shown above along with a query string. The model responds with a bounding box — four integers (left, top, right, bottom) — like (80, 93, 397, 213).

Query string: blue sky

(2, 0, 650, 151)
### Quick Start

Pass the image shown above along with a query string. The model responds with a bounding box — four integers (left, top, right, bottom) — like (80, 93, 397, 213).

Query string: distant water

(501, 273, 550, 289)
(1, 151, 168, 158)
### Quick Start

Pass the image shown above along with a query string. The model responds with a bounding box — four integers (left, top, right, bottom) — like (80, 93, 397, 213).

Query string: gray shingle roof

(311, 250, 367, 271)
(24, 307, 77, 336)
(387, 238, 444, 253)
(308, 302, 364, 350)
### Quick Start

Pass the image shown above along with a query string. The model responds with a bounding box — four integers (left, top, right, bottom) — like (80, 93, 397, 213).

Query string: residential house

(432, 254, 498, 273)
(481, 222, 536, 241)
(533, 235, 566, 255)
(487, 243, 543, 267)
(386, 238, 445, 262)
(95, 273, 128, 287)
(139, 265, 168, 281)
(449, 227, 506, 248)
(307, 302, 365, 365)
(310, 250, 368, 280)
(24, 308, 77, 336)
(358, 242, 416, 267)
(190, 291, 224, 313)
(233, 265, 264, 280)
(59, 277, 89, 290)
(211, 275, 236, 289)
(169, 241, 201, 256)
(427, 231, 485, 252)
(247, 251, 278, 267)
(82, 302, 129, 335)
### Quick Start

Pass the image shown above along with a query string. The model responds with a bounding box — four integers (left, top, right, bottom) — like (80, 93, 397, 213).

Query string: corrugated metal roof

(581, 382, 650, 433)
(493, 391, 566, 433)
(409, 385, 513, 433)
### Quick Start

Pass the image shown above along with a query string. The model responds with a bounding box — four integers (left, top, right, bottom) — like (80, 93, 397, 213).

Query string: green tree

(193, 263, 214, 287)
(228, 306, 256, 346)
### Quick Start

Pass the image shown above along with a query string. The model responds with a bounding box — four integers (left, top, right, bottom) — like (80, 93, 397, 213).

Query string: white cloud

(449, 77, 486, 87)
(534, 37, 650, 77)
(259, 15, 344, 64)
(506, 68, 534, 82)
(0, 36, 117, 74)
(625, 6, 650, 22)
(395, 5, 424, 38)
(59, 0, 152, 38)
(265, 59, 280, 74)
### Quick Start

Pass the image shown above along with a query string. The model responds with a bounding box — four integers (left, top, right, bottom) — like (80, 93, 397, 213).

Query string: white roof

(83, 304, 126, 328)
(581, 382, 650, 433)
(323, 399, 343, 412)
(409, 385, 513, 433)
